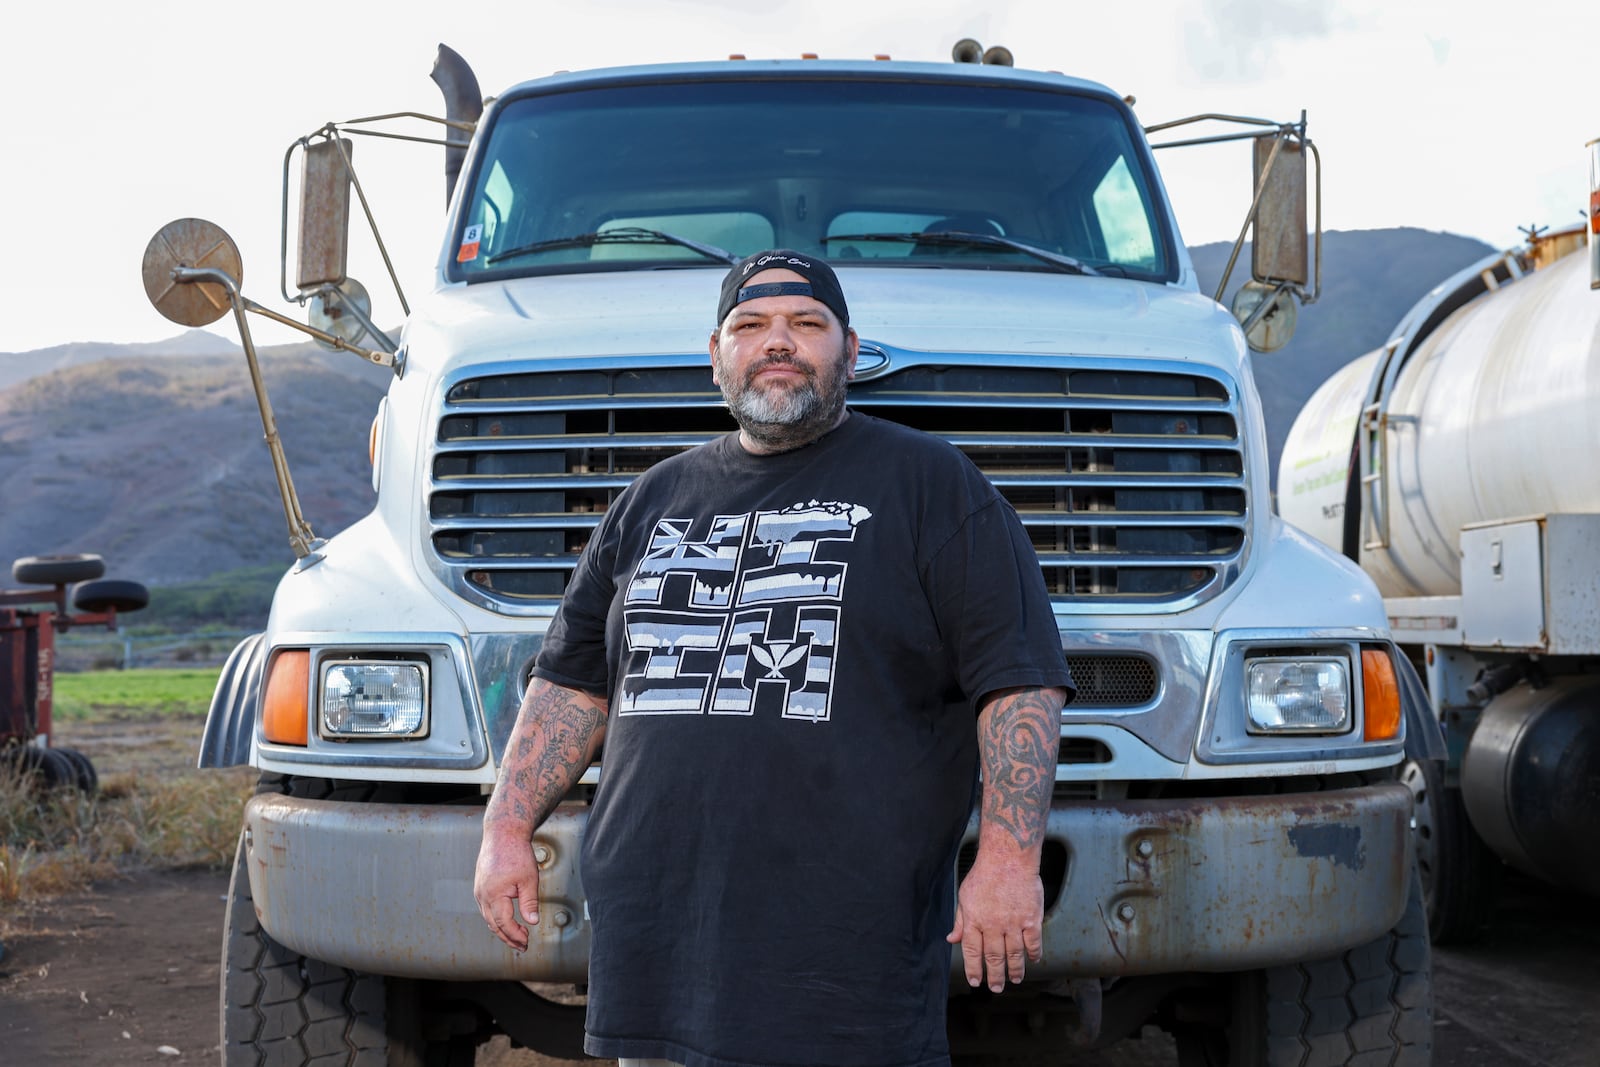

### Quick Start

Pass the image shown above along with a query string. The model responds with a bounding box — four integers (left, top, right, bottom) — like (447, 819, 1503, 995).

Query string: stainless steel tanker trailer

(1278, 139, 1600, 940)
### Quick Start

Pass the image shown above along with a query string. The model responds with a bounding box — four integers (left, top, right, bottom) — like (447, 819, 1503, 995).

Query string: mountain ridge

(0, 227, 1498, 590)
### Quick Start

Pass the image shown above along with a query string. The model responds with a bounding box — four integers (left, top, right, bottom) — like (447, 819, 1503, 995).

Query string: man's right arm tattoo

(484, 680, 608, 835)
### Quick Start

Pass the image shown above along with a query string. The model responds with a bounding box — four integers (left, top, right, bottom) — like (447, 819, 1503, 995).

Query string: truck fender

(1397, 650, 1446, 761)
(199, 632, 265, 768)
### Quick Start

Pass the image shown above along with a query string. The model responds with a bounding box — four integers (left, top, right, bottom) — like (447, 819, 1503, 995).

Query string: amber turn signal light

(1361, 649, 1401, 742)
(263, 650, 310, 746)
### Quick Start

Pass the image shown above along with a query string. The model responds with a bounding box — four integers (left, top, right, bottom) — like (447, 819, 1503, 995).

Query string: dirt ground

(0, 713, 588, 1066)
(0, 867, 611, 1066)
(3, 717, 1597, 1066)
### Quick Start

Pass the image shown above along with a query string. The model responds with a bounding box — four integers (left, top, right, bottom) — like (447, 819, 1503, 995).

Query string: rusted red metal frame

(1, 587, 119, 747)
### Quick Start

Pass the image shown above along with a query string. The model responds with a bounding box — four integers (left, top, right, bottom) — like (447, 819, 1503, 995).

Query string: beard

(713, 341, 851, 453)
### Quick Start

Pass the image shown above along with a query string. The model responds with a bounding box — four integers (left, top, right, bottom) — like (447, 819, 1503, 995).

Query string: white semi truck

(145, 41, 1440, 1067)
(1278, 142, 1600, 944)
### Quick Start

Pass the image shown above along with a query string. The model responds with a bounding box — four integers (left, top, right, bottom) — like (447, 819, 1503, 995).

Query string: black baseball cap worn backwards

(717, 249, 850, 329)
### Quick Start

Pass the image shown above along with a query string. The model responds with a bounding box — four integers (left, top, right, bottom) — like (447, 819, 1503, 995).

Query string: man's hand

(472, 678, 608, 953)
(947, 852, 1044, 991)
(953, 684, 1067, 991)
(475, 829, 542, 952)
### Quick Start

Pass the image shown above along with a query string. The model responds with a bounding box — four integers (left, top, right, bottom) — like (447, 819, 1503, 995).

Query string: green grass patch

(52, 668, 220, 720)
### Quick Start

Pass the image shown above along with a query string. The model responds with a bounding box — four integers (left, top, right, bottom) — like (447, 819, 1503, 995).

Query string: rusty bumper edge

(243, 783, 1412, 982)
(1031, 782, 1412, 976)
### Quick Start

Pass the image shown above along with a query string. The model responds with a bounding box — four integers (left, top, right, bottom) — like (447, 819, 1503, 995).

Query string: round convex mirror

(141, 218, 243, 327)
(307, 277, 374, 351)
(1232, 281, 1297, 353)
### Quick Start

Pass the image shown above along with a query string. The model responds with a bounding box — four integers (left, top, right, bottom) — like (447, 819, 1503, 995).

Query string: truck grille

(429, 358, 1246, 613)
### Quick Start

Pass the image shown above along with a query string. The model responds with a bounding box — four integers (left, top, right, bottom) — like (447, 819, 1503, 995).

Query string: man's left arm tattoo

(977, 687, 1067, 851)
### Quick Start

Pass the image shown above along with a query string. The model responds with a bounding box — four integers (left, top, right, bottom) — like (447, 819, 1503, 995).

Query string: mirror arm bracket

(1213, 131, 1287, 303)
(169, 265, 327, 563)
(325, 130, 410, 317)
(240, 292, 398, 370)
(279, 125, 411, 317)
(279, 138, 305, 306)
(1147, 111, 1320, 313)
(1306, 138, 1323, 305)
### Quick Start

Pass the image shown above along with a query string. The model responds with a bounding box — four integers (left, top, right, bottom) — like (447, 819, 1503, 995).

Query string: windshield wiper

(486, 227, 739, 266)
(822, 231, 1100, 276)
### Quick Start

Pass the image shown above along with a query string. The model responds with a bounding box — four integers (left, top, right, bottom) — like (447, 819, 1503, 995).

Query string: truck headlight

(1245, 656, 1350, 734)
(320, 660, 429, 738)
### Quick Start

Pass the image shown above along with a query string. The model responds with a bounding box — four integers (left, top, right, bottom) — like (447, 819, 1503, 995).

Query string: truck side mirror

(1251, 133, 1309, 288)
(297, 137, 354, 291)
(142, 217, 244, 327)
(1145, 111, 1320, 351)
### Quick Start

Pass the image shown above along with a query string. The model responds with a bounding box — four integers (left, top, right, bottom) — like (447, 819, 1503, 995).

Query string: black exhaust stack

(430, 44, 483, 207)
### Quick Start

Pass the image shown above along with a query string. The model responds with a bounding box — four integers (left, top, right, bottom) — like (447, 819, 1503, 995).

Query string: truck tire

(1176, 869, 1432, 1066)
(225, 778, 493, 1066)
(221, 833, 390, 1066)
(1401, 756, 1500, 944)
(11, 553, 105, 585)
(1249, 868, 1432, 1066)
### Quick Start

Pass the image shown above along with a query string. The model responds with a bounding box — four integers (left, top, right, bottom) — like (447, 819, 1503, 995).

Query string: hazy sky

(2, 0, 1591, 353)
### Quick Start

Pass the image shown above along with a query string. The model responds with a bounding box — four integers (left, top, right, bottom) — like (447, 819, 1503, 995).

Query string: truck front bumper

(242, 783, 1411, 981)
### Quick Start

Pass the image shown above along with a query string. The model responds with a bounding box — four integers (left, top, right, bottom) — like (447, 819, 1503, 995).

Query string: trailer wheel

(72, 578, 150, 614)
(1402, 756, 1501, 944)
(2, 747, 92, 793)
(11, 554, 105, 586)
(54, 748, 97, 796)
(35, 748, 77, 791)
(0, 745, 43, 782)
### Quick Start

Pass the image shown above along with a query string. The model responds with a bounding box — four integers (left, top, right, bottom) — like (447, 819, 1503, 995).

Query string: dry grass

(0, 757, 253, 905)
(95, 768, 255, 867)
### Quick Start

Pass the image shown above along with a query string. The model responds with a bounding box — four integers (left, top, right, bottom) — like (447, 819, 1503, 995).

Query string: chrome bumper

(243, 783, 1411, 981)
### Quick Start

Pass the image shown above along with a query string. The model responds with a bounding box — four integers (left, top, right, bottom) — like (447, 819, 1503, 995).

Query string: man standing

(475, 249, 1073, 1067)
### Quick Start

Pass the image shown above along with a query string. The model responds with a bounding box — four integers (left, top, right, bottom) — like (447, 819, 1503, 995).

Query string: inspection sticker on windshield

(457, 224, 483, 263)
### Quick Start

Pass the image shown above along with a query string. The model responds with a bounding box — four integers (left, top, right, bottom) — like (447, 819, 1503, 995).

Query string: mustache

(744, 353, 813, 381)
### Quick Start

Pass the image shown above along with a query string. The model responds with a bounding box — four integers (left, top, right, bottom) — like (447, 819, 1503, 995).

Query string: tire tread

(221, 805, 392, 1066)
(1254, 870, 1433, 1066)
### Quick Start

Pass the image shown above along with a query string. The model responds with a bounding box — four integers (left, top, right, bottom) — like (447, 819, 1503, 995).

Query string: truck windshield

(449, 77, 1172, 284)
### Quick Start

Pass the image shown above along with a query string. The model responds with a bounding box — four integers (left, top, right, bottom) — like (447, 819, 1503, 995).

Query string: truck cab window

(593, 212, 773, 261)
(450, 78, 1173, 284)
(826, 211, 1007, 260)
(1093, 157, 1158, 268)
(470, 161, 514, 257)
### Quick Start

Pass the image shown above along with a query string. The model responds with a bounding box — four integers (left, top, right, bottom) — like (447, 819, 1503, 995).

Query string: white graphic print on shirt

(618, 500, 872, 722)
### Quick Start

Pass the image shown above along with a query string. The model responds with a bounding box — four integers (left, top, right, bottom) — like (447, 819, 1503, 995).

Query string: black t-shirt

(535, 412, 1073, 1067)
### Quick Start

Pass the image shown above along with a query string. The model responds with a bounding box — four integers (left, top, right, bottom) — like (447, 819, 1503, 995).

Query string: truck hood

(410, 268, 1243, 372)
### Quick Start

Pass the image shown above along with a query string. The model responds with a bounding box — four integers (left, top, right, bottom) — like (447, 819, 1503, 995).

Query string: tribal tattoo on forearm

(484, 682, 608, 833)
(977, 687, 1065, 851)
